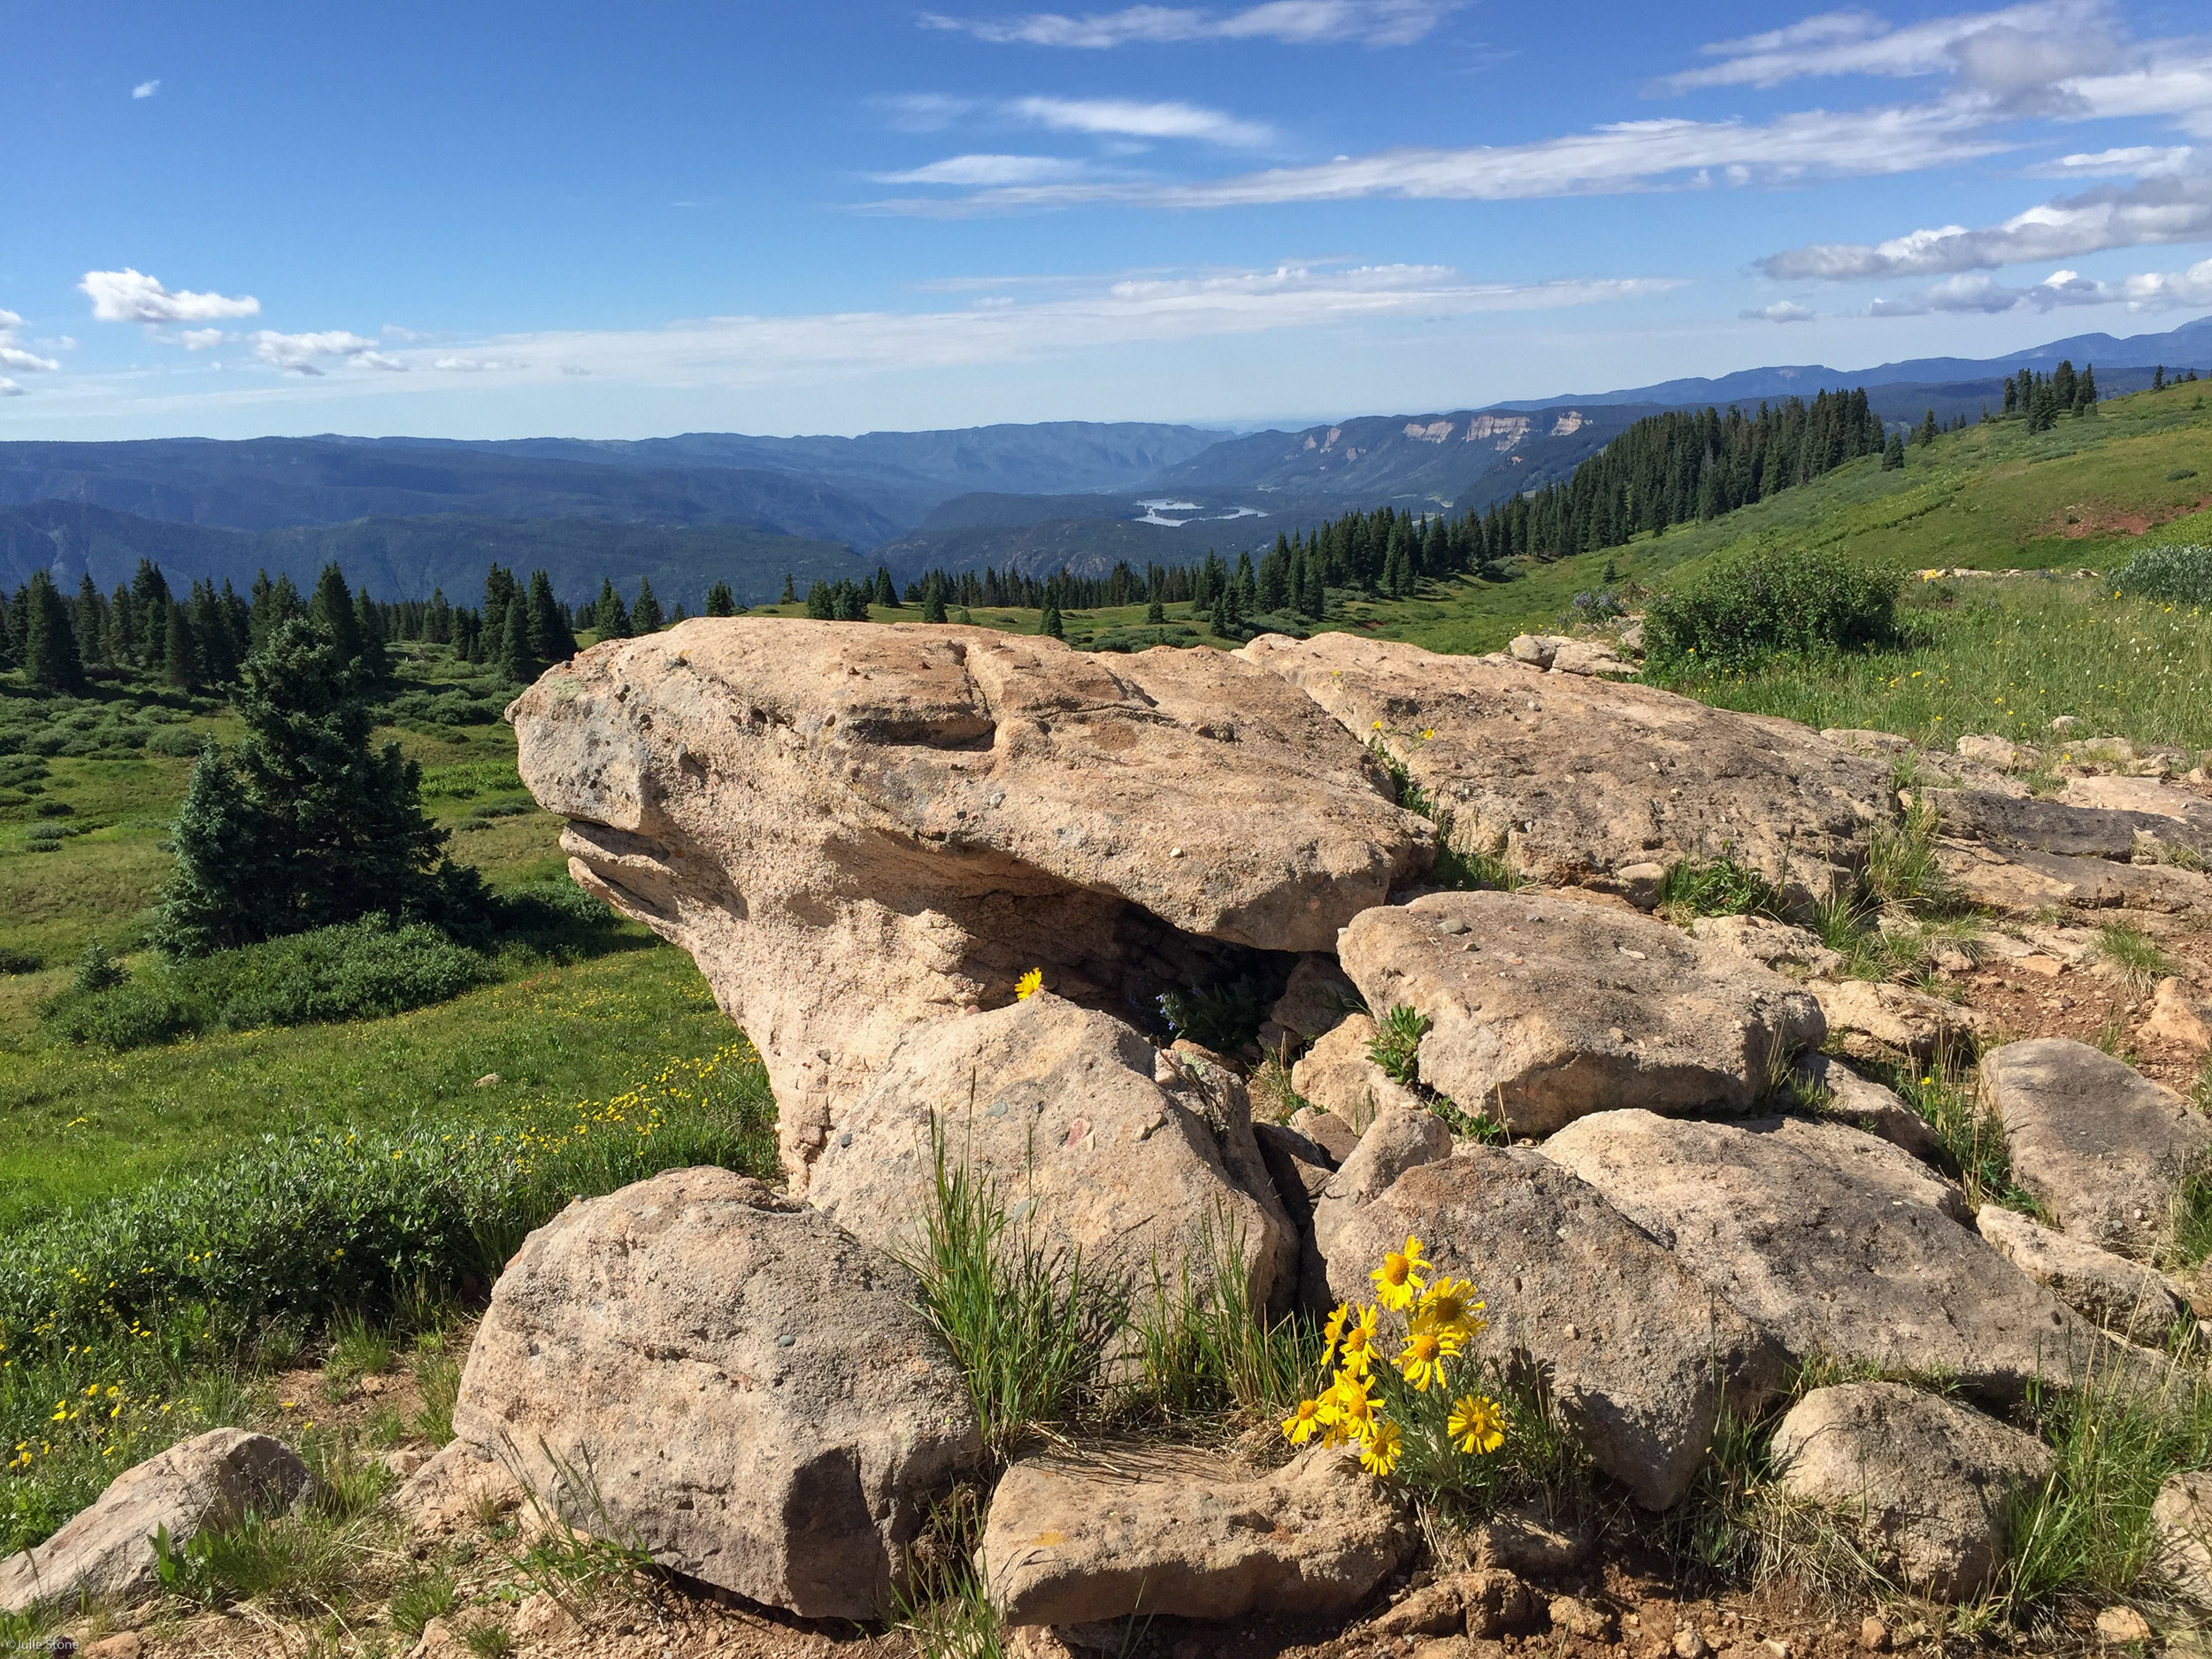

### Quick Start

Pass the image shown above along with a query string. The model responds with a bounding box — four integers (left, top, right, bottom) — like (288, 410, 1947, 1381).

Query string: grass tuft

(1655, 851, 1789, 924)
(2095, 920, 2180, 994)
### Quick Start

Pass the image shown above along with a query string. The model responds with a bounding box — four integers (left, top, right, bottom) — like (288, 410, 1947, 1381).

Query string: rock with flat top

(1974, 1204, 2185, 1342)
(2153, 1471, 2212, 1605)
(1548, 640, 1636, 679)
(1263, 953, 1362, 1051)
(1310, 1098, 1455, 1256)
(1240, 632, 1893, 898)
(810, 994, 1296, 1319)
(1324, 1148, 1784, 1509)
(1981, 1038, 2212, 1259)
(1687, 914, 1844, 979)
(1291, 1013, 1423, 1131)
(1335, 890, 1824, 1136)
(1540, 1110, 2133, 1402)
(511, 621, 1429, 1184)
(1796, 1055, 1943, 1164)
(1822, 728, 1912, 757)
(1939, 841, 2212, 915)
(0, 1429, 308, 1614)
(1956, 734, 2038, 772)
(1809, 977, 1985, 1064)
(1770, 1383, 2053, 1601)
(449, 1166, 982, 1621)
(979, 1446, 1409, 1625)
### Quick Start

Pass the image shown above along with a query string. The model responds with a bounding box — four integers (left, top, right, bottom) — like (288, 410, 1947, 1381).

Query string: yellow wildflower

(1448, 1394, 1507, 1455)
(1328, 1371, 1377, 1440)
(1281, 1398, 1325, 1445)
(1371, 1236, 1431, 1311)
(1320, 1302, 1351, 1370)
(1360, 1418, 1403, 1476)
(1333, 1305, 1380, 1377)
(1016, 969, 1043, 1001)
(1416, 1275, 1486, 1341)
(1396, 1323, 1460, 1392)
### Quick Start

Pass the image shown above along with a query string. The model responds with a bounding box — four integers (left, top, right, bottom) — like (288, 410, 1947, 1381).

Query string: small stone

(1371, 1578, 1468, 1638)
(2018, 955, 2064, 979)
(1547, 1594, 1617, 1641)
(1168, 845, 1184, 858)
(380, 1447, 428, 1479)
(2096, 1606, 2152, 1645)
(1439, 918, 1470, 936)
(1676, 1627, 1711, 1659)
(1858, 1616, 1889, 1652)
(82, 1635, 146, 1659)
(475, 1072, 500, 1087)
(2051, 716, 2084, 734)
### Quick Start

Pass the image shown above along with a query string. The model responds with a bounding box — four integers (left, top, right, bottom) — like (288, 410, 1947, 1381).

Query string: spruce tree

(308, 564, 364, 668)
(631, 579, 664, 634)
(593, 580, 632, 638)
(922, 580, 949, 624)
(780, 572, 796, 604)
(526, 570, 576, 662)
(166, 596, 203, 691)
(1040, 600, 1064, 640)
(1882, 432, 1906, 470)
(873, 567, 900, 609)
(74, 575, 105, 666)
(25, 571, 88, 695)
(1146, 596, 1165, 625)
(496, 598, 541, 685)
(1918, 409, 1938, 446)
(704, 581, 736, 617)
(805, 580, 834, 619)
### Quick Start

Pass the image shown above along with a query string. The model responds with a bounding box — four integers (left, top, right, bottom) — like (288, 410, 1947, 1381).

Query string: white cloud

(250, 329, 382, 373)
(918, 1, 1455, 49)
(873, 153, 1093, 185)
(432, 357, 518, 372)
(178, 328, 226, 350)
(353, 350, 409, 372)
(2120, 256, 2212, 307)
(878, 102, 2008, 211)
(1760, 169, 2212, 278)
(1662, 1, 2120, 93)
(0, 309, 61, 373)
(132, 79, 159, 99)
(0, 379, 23, 398)
(1867, 265, 2115, 314)
(2035, 143, 2196, 175)
(1744, 300, 1819, 322)
(1007, 95, 1273, 145)
(81, 268, 260, 324)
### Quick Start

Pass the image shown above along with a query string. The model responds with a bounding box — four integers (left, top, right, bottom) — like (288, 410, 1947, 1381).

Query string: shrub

(142, 726, 210, 758)
(2111, 542, 2212, 605)
(1156, 976, 1267, 1053)
(1646, 547, 1901, 672)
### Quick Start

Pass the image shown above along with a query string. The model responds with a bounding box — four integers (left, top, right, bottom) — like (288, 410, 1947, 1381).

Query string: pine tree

(805, 580, 834, 619)
(496, 597, 540, 685)
(873, 567, 900, 609)
(922, 580, 949, 624)
(1918, 409, 1938, 446)
(2154, 365, 2166, 391)
(593, 580, 632, 638)
(631, 579, 664, 634)
(425, 588, 454, 644)
(780, 572, 797, 605)
(704, 581, 736, 617)
(1146, 596, 1165, 625)
(308, 564, 364, 669)
(73, 575, 106, 666)
(25, 571, 88, 695)
(2077, 364, 2099, 412)
(152, 618, 465, 956)
(1882, 432, 1906, 470)
(525, 571, 576, 663)
(1040, 600, 1064, 640)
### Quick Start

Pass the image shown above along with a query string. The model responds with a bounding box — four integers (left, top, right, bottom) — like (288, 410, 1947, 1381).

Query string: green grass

(2095, 919, 2181, 994)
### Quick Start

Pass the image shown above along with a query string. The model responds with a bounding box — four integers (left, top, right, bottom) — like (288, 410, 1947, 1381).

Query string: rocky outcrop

(1336, 890, 1824, 1136)
(2147, 977, 2212, 1052)
(1981, 1038, 2212, 1259)
(0, 1430, 308, 1614)
(1323, 1148, 1785, 1509)
(1540, 1110, 2127, 1401)
(1809, 977, 1986, 1064)
(808, 994, 1297, 1317)
(1290, 1013, 1422, 1130)
(2152, 1471, 2212, 1605)
(1240, 632, 1893, 897)
(1974, 1204, 2186, 1342)
(1796, 1055, 1943, 1164)
(1770, 1383, 2054, 1601)
(1310, 1099, 1455, 1257)
(1686, 914, 1843, 979)
(448, 1166, 981, 1621)
(979, 1447, 1409, 1625)
(511, 621, 1430, 1181)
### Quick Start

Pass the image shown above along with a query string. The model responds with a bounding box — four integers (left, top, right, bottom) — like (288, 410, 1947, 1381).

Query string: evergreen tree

(1918, 408, 1938, 446)
(2154, 365, 2166, 391)
(805, 580, 834, 619)
(2077, 364, 2099, 412)
(921, 580, 949, 624)
(354, 585, 394, 687)
(165, 603, 201, 690)
(153, 618, 464, 956)
(73, 575, 106, 666)
(704, 581, 736, 617)
(631, 579, 664, 634)
(1146, 596, 1165, 624)
(592, 579, 631, 637)
(481, 565, 518, 654)
(1040, 600, 1064, 640)
(496, 598, 540, 685)
(526, 570, 576, 662)
(425, 588, 454, 644)
(873, 567, 900, 609)
(25, 571, 88, 695)
(780, 572, 796, 604)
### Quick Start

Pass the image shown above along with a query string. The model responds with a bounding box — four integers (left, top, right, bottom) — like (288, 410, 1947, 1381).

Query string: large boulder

(1540, 1110, 2130, 1401)
(1335, 890, 1824, 1136)
(979, 1446, 1409, 1625)
(2152, 1471, 2212, 1606)
(510, 622, 1430, 1181)
(1981, 1039, 2212, 1259)
(1239, 632, 1893, 896)
(1322, 1148, 1785, 1509)
(807, 995, 1297, 1318)
(1290, 1013, 1423, 1130)
(1770, 1383, 2054, 1601)
(448, 1166, 982, 1621)
(1974, 1203, 2186, 1342)
(0, 1430, 308, 1614)
(1796, 1054, 1943, 1165)
(1809, 978, 1986, 1064)
(1310, 1098, 1455, 1257)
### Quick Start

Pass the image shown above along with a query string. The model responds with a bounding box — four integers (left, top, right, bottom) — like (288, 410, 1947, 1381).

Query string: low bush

(2111, 542, 2212, 606)
(1656, 852, 1788, 922)
(1646, 547, 1901, 672)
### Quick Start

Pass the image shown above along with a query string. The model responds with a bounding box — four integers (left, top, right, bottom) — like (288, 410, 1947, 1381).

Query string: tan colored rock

(1821, 728, 1913, 757)
(1288, 1105, 1361, 1162)
(1548, 1594, 1618, 1641)
(1325, 1148, 1785, 1509)
(511, 622, 1429, 1182)
(809, 995, 1296, 1317)
(1796, 1054, 1943, 1165)
(1956, 733, 2038, 772)
(1548, 640, 1636, 679)
(2097, 1607, 2154, 1644)
(1508, 634, 1562, 667)
(1770, 1383, 2053, 1601)
(2152, 1470, 2212, 1605)
(1540, 1110, 2131, 1402)
(1372, 1570, 1538, 1641)
(1310, 1097, 1455, 1257)
(978, 1446, 1409, 1625)
(395, 1439, 525, 1535)
(1337, 891, 1824, 1136)
(1254, 1119, 1339, 1314)
(0, 1429, 308, 1614)
(449, 1166, 982, 1621)
(1982, 1039, 2212, 1259)
(1240, 633, 1894, 896)
(1290, 1012, 1423, 1131)
(2063, 773, 2212, 833)
(1263, 953, 1362, 1048)
(2147, 977, 2212, 1052)
(1809, 977, 1985, 1064)
(1939, 841, 2212, 916)
(1747, 1114, 1970, 1223)
(1974, 1204, 2185, 1342)
(1687, 914, 1844, 979)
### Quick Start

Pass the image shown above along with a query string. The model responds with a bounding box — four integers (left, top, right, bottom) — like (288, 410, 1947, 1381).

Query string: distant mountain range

(2, 316, 2205, 597)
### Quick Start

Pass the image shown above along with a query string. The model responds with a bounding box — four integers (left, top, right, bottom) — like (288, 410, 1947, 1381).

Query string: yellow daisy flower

(1360, 1418, 1403, 1476)
(1416, 1275, 1486, 1342)
(1320, 1302, 1351, 1371)
(1333, 1306, 1380, 1377)
(1395, 1323, 1461, 1392)
(1281, 1398, 1325, 1445)
(1448, 1394, 1507, 1455)
(1328, 1371, 1377, 1439)
(1016, 969, 1043, 1000)
(1371, 1236, 1431, 1311)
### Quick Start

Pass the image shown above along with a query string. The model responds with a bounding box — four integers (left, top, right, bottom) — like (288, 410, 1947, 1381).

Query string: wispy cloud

(131, 79, 159, 99)
(918, 0, 1455, 49)
(1008, 94, 1272, 144)
(1743, 300, 1819, 322)
(873, 153, 1094, 185)
(178, 328, 226, 350)
(250, 329, 392, 374)
(0, 380, 24, 399)
(1659, 1, 2121, 96)
(1867, 267, 2112, 314)
(0, 309, 63, 374)
(2032, 143, 2196, 175)
(81, 268, 260, 324)
(1759, 169, 2212, 279)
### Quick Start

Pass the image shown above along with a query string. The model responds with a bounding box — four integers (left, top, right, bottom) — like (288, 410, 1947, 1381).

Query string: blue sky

(4, 0, 2211, 440)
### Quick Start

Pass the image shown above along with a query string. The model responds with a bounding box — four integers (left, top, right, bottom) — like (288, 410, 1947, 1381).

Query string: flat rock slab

(1337, 890, 1824, 1136)
(1686, 914, 1843, 979)
(1323, 1148, 1785, 1509)
(449, 1166, 982, 1621)
(810, 994, 1297, 1317)
(1975, 1203, 2185, 1342)
(0, 1429, 308, 1614)
(1771, 1383, 2053, 1601)
(1925, 788, 2175, 861)
(1981, 1038, 2212, 1259)
(511, 622, 1430, 1181)
(1241, 632, 1893, 895)
(1796, 1055, 1944, 1165)
(979, 1446, 1409, 1625)
(1540, 1110, 2125, 1402)
(2147, 977, 2212, 1053)
(1809, 977, 1986, 1064)
(1939, 841, 2212, 915)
